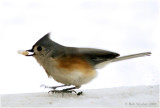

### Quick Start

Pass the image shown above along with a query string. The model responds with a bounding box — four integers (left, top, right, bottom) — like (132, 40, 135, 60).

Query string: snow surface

(1, 85, 159, 107)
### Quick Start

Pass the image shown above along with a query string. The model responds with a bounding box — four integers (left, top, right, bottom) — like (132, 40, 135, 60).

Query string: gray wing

(77, 48, 120, 66)
(51, 46, 120, 66)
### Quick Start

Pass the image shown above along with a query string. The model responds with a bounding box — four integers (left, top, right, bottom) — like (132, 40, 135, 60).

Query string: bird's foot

(41, 84, 83, 96)
(48, 89, 83, 96)
(76, 91, 83, 96)
(40, 84, 66, 90)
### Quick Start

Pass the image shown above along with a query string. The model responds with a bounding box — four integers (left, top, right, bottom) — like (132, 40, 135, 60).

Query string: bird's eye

(37, 46, 42, 51)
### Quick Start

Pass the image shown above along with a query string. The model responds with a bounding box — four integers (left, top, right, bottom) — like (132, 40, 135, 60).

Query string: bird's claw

(41, 84, 83, 96)
(77, 91, 83, 96)
(40, 84, 49, 88)
(48, 90, 83, 96)
(40, 84, 59, 90)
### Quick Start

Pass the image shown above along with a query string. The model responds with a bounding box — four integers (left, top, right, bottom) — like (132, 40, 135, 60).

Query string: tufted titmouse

(19, 33, 151, 95)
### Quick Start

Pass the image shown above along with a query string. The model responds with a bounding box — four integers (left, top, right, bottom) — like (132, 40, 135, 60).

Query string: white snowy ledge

(1, 85, 159, 107)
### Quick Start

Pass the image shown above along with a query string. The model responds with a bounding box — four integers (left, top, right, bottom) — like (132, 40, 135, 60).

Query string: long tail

(95, 52, 151, 69)
(111, 52, 151, 62)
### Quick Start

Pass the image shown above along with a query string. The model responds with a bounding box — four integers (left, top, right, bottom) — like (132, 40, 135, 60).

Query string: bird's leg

(48, 86, 76, 94)
(61, 86, 77, 93)
(61, 86, 83, 96)
(42, 85, 83, 95)
(41, 84, 67, 90)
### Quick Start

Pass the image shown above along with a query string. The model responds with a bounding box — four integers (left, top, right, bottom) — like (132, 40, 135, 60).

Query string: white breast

(34, 56, 97, 87)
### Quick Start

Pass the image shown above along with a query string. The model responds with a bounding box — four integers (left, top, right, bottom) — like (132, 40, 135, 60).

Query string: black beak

(26, 49, 35, 56)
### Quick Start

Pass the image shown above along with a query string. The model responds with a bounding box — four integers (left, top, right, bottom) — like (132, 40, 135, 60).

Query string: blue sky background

(0, 0, 159, 94)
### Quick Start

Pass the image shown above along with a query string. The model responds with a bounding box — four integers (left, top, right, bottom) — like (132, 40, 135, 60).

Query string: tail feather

(95, 52, 151, 69)
(111, 52, 151, 62)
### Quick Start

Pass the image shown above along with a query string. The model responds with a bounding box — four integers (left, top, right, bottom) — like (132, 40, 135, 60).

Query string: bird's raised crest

(33, 32, 52, 46)
(37, 32, 51, 42)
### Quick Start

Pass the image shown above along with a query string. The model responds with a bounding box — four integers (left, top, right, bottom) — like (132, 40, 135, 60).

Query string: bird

(20, 33, 151, 95)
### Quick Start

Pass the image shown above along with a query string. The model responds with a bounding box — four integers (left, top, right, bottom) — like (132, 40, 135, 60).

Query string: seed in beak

(18, 50, 29, 56)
